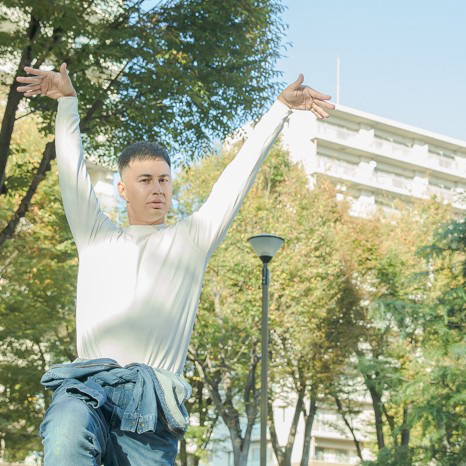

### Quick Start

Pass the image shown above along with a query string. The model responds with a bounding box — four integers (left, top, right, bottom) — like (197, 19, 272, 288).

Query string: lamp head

(248, 234, 284, 263)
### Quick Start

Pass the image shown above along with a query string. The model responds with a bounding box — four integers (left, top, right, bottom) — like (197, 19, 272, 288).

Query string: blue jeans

(39, 359, 189, 465)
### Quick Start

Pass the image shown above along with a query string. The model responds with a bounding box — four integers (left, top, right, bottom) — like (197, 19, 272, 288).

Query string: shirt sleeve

(55, 96, 116, 253)
(182, 99, 292, 258)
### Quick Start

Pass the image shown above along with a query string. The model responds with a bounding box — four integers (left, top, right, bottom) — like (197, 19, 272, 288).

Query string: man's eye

(141, 179, 150, 183)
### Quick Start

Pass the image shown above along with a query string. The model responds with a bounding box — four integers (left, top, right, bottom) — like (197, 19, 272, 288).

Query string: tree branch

(334, 395, 363, 460)
(0, 141, 55, 247)
(0, 14, 41, 193)
(0, 53, 133, 245)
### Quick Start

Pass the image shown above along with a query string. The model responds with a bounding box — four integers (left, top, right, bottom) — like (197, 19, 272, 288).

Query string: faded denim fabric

(39, 358, 192, 465)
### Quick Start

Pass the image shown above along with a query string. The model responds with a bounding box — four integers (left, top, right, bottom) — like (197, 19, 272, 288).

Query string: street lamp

(248, 234, 284, 466)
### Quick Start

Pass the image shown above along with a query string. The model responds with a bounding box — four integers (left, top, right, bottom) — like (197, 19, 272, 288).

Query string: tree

(174, 143, 363, 465)
(0, 0, 286, 245)
(340, 199, 454, 465)
(0, 112, 77, 463)
(177, 134, 463, 465)
(264, 172, 363, 466)
(179, 360, 221, 466)
(175, 143, 268, 466)
(376, 215, 465, 465)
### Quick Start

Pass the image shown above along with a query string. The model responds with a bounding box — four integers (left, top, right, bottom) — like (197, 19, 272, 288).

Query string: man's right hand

(16, 62, 77, 99)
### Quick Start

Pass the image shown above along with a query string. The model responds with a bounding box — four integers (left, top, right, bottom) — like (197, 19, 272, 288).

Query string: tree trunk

(401, 406, 410, 447)
(0, 15, 41, 193)
(190, 350, 259, 466)
(0, 141, 55, 247)
(366, 382, 385, 451)
(333, 395, 363, 460)
(382, 403, 397, 447)
(300, 392, 317, 466)
(179, 437, 187, 465)
(268, 404, 284, 464)
(0, 92, 105, 247)
(268, 385, 305, 466)
(226, 412, 254, 466)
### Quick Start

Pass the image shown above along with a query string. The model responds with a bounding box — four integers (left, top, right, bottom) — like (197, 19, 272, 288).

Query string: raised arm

(183, 74, 334, 259)
(16, 63, 116, 252)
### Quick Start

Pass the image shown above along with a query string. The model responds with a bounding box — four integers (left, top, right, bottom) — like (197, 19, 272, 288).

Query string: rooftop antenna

(336, 55, 340, 105)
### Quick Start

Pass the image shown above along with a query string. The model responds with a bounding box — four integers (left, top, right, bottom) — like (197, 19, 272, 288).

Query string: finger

(311, 102, 329, 118)
(311, 108, 323, 119)
(290, 73, 304, 90)
(24, 66, 48, 76)
(306, 86, 331, 101)
(60, 62, 68, 78)
(313, 102, 329, 118)
(16, 76, 43, 84)
(17, 84, 41, 92)
(24, 89, 42, 97)
(314, 99, 335, 110)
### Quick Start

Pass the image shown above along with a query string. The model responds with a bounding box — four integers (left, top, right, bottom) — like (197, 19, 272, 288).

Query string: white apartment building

(86, 104, 466, 466)
(281, 104, 466, 217)
(204, 397, 374, 466)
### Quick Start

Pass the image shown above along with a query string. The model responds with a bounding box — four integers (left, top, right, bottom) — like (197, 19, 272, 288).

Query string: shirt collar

(123, 223, 168, 236)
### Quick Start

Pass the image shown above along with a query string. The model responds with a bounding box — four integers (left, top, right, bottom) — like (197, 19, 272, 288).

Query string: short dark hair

(118, 141, 171, 174)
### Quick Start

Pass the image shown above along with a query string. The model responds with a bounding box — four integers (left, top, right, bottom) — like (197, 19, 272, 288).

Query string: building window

(249, 444, 273, 465)
(315, 447, 353, 463)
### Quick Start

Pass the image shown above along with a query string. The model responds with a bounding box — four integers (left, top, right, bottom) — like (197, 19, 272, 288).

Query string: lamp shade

(248, 234, 284, 262)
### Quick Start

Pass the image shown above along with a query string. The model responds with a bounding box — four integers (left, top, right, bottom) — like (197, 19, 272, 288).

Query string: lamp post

(248, 234, 284, 466)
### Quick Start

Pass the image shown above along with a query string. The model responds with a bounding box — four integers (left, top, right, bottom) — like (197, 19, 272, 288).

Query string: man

(16, 63, 334, 465)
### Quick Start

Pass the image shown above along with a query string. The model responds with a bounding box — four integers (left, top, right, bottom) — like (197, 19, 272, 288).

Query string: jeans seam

(109, 387, 123, 428)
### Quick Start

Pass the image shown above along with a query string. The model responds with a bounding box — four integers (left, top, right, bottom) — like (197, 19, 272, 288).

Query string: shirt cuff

(270, 98, 293, 116)
(57, 96, 78, 103)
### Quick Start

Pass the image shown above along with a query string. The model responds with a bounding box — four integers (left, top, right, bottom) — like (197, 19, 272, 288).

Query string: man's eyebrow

(137, 174, 171, 178)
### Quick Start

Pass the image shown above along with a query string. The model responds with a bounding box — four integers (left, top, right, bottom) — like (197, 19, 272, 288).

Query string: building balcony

(314, 155, 465, 211)
(315, 124, 465, 182)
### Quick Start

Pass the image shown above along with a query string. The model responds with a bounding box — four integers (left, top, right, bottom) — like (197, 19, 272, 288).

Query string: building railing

(316, 155, 359, 179)
(427, 152, 458, 171)
(426, 185, 458, 203)
(317, 124, 358, 142)
(317, 156, 414, 194)
(316, 124, 464, 177)
(372, 138, 412, 158)
(315, 155, 465, 209)
(373, 170, 412, 192)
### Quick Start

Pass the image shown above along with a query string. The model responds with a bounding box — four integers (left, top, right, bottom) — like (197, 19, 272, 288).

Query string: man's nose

(152, 181, 163, 194)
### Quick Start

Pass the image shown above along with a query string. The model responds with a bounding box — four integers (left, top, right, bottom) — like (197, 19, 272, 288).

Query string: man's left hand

(278, 74, 335, 119)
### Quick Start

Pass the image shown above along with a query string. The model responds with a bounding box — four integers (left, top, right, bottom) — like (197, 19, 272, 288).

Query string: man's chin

(148, 213, 166, 224)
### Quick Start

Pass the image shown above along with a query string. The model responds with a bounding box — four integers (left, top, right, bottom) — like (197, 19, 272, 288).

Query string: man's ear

(117, 181, 129, 202)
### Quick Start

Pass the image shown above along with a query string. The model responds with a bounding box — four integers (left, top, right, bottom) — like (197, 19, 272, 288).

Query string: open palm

(278, 74, 335, 119)
(16, 63, 76, 99)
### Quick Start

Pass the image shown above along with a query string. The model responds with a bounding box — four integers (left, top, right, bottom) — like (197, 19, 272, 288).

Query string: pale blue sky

(276, 0, 466, 141)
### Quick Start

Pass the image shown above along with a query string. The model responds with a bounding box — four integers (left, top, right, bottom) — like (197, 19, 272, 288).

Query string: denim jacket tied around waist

(40, 358, 192, 436)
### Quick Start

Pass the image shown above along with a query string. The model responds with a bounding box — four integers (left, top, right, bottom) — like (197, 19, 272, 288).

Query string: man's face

(117, 158, 173, 225)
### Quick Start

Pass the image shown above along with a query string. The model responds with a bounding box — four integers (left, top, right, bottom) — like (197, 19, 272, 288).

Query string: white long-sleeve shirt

(55, 96, 292, 375)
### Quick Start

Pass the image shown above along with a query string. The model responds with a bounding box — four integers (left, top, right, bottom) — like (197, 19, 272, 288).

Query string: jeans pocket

(108, 383, 134, 428)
